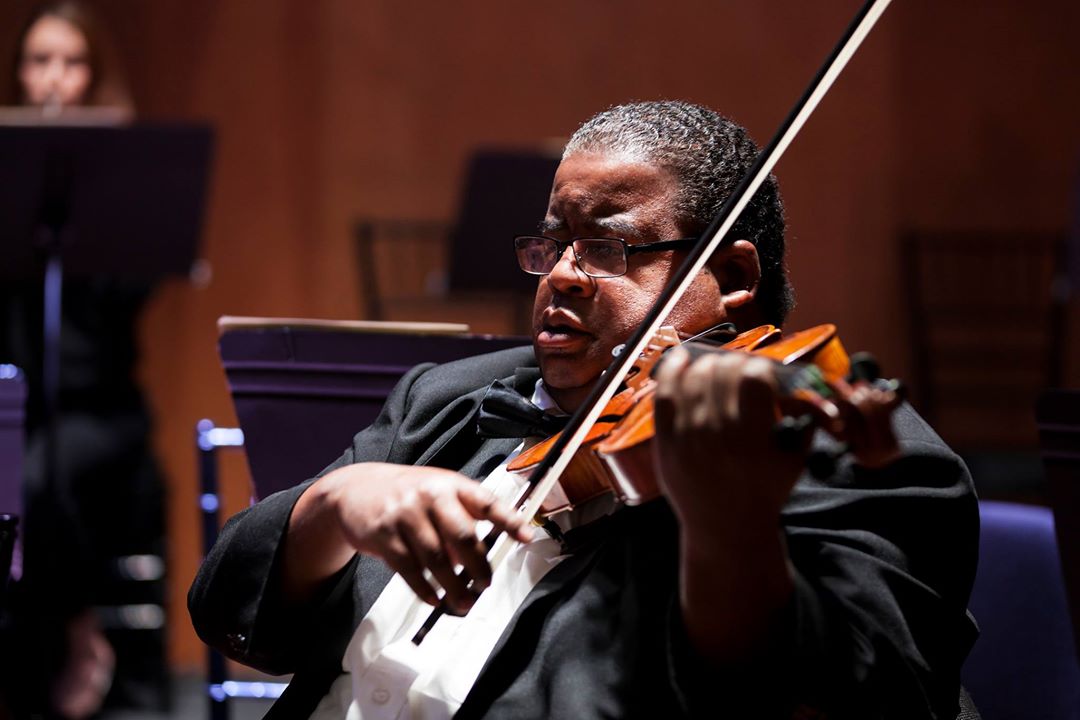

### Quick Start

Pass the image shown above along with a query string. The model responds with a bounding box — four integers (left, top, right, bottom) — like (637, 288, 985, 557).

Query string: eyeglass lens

(514, 236, 627, 278)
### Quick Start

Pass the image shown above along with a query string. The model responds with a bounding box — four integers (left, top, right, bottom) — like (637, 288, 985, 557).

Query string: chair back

(355, 147, 559, 332)
(902, 231, 1068, 452)
(961, 500, 1080, 719)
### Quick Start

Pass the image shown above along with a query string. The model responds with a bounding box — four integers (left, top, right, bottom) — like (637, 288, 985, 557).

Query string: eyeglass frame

(513, 235, 699, 279)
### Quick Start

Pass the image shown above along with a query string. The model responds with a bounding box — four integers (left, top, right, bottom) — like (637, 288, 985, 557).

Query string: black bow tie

(476, 380, 569, 439)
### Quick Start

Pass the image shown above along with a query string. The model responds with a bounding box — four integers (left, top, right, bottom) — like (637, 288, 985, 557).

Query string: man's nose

(546, 245, 594, 296)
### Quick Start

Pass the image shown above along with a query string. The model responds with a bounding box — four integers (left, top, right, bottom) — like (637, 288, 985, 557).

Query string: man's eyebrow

(592, 216, 640, 238)
(538, 217, 564, 234)
(538, 215, 640, 238)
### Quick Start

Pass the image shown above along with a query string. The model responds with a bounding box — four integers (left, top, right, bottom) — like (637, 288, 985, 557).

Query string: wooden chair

(903, 230, 1069, 453)
(902, 231, 1071, 502)
(355, 148, 560, 334)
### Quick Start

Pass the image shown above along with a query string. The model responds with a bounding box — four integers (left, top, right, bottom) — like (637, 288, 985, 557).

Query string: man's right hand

(283, 463, 534, 614)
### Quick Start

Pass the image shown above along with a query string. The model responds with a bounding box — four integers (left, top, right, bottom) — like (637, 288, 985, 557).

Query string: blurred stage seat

(355, 147, 560, 334)
(961, 500, 1080, 719)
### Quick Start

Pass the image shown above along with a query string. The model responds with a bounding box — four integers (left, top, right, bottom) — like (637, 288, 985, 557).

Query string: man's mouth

(536, 310, 591, 350)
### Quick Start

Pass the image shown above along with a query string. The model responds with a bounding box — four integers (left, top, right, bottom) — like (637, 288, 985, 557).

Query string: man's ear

(714, 239, 761, 312)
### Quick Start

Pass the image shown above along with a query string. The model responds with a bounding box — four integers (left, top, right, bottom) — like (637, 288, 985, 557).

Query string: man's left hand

(653, 345, 805, 539)
(652, 345, 805, 664)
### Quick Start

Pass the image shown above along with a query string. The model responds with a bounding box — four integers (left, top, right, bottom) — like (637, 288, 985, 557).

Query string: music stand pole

(38, 172, 68, 511)
(0, 121, 214, 585)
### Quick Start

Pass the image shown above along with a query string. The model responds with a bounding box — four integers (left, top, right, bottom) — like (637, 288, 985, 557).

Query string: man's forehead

(543, 152, 679, 235)
(551, 152, 667, 192)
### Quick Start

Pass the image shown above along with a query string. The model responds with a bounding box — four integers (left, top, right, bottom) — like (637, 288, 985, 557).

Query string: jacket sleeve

(186, 360, 438, 674)
(670, 403, 980, 719)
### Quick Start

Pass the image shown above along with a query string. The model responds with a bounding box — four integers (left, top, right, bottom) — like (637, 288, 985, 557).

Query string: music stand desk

(217, 316, 529, 498)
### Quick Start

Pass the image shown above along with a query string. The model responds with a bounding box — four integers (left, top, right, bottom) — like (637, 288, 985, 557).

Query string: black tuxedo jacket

(190, 346, 979, 719)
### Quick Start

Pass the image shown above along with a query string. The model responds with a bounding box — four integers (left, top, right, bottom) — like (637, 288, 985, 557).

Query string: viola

(508, 323, 896, 518)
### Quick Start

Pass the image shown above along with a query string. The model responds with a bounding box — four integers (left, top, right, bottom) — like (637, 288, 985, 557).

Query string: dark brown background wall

(2, 0, 1077, 671)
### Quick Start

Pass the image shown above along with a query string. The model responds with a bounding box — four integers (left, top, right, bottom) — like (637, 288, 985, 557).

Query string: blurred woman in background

(1, 3, 164, 718)
(5, 0, 131, 112)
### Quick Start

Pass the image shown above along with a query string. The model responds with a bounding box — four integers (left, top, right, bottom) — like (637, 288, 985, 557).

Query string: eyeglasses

(513, 235, 697, 279)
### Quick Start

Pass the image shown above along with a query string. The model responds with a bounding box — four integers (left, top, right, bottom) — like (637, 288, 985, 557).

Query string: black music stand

(0, 123, 213, 512)
(217, 317, 528, 498)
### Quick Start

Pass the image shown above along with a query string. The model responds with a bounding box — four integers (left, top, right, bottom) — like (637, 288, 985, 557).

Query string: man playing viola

(190, 101, 978, 719)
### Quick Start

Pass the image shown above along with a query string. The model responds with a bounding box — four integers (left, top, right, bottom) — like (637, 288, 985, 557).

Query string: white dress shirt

(310, 381, 613, 720)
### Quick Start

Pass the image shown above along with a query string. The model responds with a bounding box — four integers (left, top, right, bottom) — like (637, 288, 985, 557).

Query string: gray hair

(564, 100, 794, 325)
